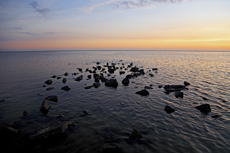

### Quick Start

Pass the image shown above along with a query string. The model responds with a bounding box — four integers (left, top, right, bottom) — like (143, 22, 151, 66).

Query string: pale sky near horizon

(0, 0, 230, 50)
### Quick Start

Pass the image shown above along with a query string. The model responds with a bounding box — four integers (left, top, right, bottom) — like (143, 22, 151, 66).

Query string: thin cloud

(45, 32, 57, 35)
(18, 32, 38, 35)
(29, 1, 50, 16)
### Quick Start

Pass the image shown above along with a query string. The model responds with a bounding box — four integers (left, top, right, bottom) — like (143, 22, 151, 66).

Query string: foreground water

(0, 50, 230, 153)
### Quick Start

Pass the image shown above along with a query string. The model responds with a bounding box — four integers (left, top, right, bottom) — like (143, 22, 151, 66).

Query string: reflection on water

(0, 50, 230, 153)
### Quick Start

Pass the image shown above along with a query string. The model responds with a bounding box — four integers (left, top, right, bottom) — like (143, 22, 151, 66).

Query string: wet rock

(87, 75, 92, 79)
(149, 74, 154, 77)
(64, 72, 68, 76)
(119, 71, 125, 75)
(105, 79, 118, 88)
(51, 75, 56, 78)
(130, 67, 139, 72)
(195, 104, 211, 114)
(40, 100, 51, 115)
(122, 78, 130, 85)
(158, 85, 163, 88)
(29, 122, 68, 140)
(175, 91, 184, 98)
(45, 95, 58, 102)
(85, 85, 93, 89)
(75, 75, 83, 81)
(222, 100, 227, 103)
(46, 87, 54, 91)
(83, 110, 89, 115)
(61, 86, 71, 91)
(202, 97, 208, 100)
(97, 66, 102, 70)
(96, 62, 100, 65)
(212, 115, 221, 118)
(152, 68, 158, 71)
(139, 69, 145, 75)
(184, 81, 190, 86)
(144, 86, 153, 89)
(108, 69, 115, 74)
(125, 74, 134, 79)
(135, 89, 149, 96)
(100, 76, 108, 82)
(0, 99, 6, 102)
(57, 77, 62, 79)
(44, 79, 52, 85)
(43, 85, 46, 87)
(77, 68, 83, 72)
(164, 105, 175, 113)
(23, 111, 28, 116)
(129, 129, 142, 139)
(164, 85, 185, 91)
(62, 78, 67, 84)
(93, 82, 101, 88)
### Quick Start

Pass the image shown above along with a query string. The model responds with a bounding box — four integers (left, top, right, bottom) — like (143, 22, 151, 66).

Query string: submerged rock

(51, 75, 56, 78)
(129, 129, 142, 139)
(87, 75, 92, 79)
(40, 100, 51, 115)
(61, 86, 71, 91)
(212, 115, 221, 118)
(144, 86, 153, 89)
(45, 95, 58, 102)
(75, 75, 83, 81)
(184, 81, 190, 86)
(195, 104, 211, 114)
(23, 111, 28, 116)
(83, 110, 89, 115)
(84, 85, 93, 89)
(122, 78, 130, 85)
(158, 85, 163, 88)
(175, 91, 184, 98)
(164, 105, 175, 113)
(44, 79, 52, 85)
(136, 89, 149, 96)
(93, 82, 100, 88)
(164, 85, 185, 91)
(62, 78, 67, 84)
(46, 87, 54, 91)
(105, 79, 118, 88)
(57, 77, 62, 80)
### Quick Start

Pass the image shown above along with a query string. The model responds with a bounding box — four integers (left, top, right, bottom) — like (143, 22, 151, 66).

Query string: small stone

(144, 86, 153, 89)
(0, 99, 5, 102)
(212, 115, 221, 118)
(175, 91, 184, 98)
(184, 81, 190, 86)
(149, 74, 154, 77)
(122, 78, 130, 85)
(61, 86, 71, 91)
(40, 100, 51, 115)
(46, 87, 54, 91)
(93, 82, 100, 88)
(105, 79, 118, 88)
(85, 85, 93, 89)
(158, 85, 163, 88)
(195, 104, 211, 114)
(64, 72, 68, 76)
(83, 110, 89, 115)
(44, 79, 52, 85)
(75, 75, 83, 81)
(23, 111, 28, 116)
(164, 105, 175, 113)
(43, 85, 46, 87)
(152, 68, 158, 71)
(62, 78, 67, 83)
(87, 75, 92, 79)
(57, 77, 62, 79)
(45, 95, 58, 102)
(51, 75, 56, 78)
(129, 129, 142, 139)
(202, 97, 208, 100)
(136, 89, 149, 96)
(119, 71, 125, 75)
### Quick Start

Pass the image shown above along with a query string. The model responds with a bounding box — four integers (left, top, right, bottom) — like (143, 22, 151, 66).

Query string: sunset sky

(0, 0, 230, 51)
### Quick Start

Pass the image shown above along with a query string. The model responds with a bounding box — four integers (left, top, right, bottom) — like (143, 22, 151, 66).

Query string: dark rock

(61, 86, 71, 91)
(158, 85, 163, 88)
(212, 115, 221, 118)
(108, 69, 115, 74)
(184, 81, 190, 86)
(222, 100, 227, 103)
(202, 97, 208, 100)
(144, 86, 153, 89)
(83, 110, 89, 115)
(0, 99, 6, 102)
(77, 68, 83, 72)
(96, 62, 100, 65)
(122, 78, 130, 85)
(64, 72, 68, 76)
(97, 66, 102, 70)
(195, 104, 211, 114)
(129, 129, 142, 139)
(93, 82, 100, 88)
(87, 75, 92, 79)
(43, 85, 46, 87)
(51, 75, 56, 78)
(119, 71, 125, 75)
(57, 77, 62, 79)
(152, 68, 158, 70)
(130, 67, 139, 72)
(139, 69, 145, 75)
(75, 75, 83, 81)
(95, 76, 100, 82)
(100, 76, 108, 82)
(85, 85, 93, 89)
(164, 105, 175, 113)
(23, 111, 28, 116)
(62, 78, 67, 83)
(40, 100, 51, 115)
(29, 122, 68, 140)
(103, 144, 121, 153)
(175, 91, 184, 98)
(45, 95, 58, 102)
(136, 89, 149, 96)
(44, 79, 52, 85)
(105, 79, 118, 88)
(149, 74, 154, 77)
(164, 85, 185, 91)
(46, 87, 54, 91)
(125, 74, 134, 79)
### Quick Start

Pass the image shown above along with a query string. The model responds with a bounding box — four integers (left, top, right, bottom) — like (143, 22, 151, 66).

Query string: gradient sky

(0, 0, 230, 50)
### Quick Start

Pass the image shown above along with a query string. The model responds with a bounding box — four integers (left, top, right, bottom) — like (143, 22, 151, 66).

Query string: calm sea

(0, 50, 230, 153)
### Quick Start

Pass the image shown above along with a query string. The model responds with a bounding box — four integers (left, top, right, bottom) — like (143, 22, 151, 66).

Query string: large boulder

(195, 104, 211, 114)
(45, 95, 58, 102)
(164, 105, 175, 113)
(40, 100, 51, 115)
(105, 79, 118, 88)
(135, 89, 149, 96)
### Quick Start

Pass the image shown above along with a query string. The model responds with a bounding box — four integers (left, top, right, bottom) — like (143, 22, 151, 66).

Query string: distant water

(0, 50, 230, 153)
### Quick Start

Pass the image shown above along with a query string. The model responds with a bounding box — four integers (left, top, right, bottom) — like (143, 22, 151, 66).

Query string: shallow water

(0, 50, 230, 153)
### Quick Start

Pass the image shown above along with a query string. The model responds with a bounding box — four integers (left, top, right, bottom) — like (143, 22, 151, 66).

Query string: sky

(0, 0, 230, 51)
